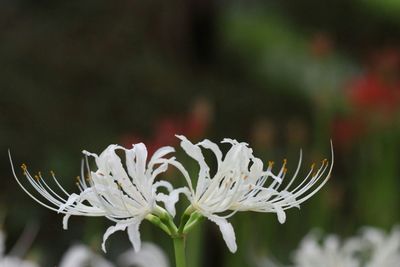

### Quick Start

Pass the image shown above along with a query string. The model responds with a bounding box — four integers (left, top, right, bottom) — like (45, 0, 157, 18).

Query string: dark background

(1, 1, 400, 266)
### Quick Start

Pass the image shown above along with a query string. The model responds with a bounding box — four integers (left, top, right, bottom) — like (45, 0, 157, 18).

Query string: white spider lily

(293, 233, 361, 267)
(59, 244, 115, 267)
(10, 143, 179, 253)
(174, 135, 333, 253)
(118, 242, 170, 267)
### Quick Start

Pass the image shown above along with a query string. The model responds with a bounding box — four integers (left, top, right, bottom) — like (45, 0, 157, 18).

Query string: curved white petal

(198, 139, 223, 166)
(273, 204, 286, 224)
(176, 135, 210, 194)
(127, 220, 142, 252)
(156, 187, 191, 217)
(207, 215, 237, 253)
(102, 220, 131, 253)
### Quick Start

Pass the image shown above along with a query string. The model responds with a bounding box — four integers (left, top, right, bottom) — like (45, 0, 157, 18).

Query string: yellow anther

(38, 171, 42, 177)
(76, 182, 80, 187)
(76, 176, 81, 182)
(283, 168, 288, 174)
(311, 163, 316, 169)
(21, 163, 27, 170)
(268, 161, 275, 168)
(283, 158, 287, 165)
(322, 159, 328, 164)
(50, 170, 55, 176)
(34, 175, 40, 182)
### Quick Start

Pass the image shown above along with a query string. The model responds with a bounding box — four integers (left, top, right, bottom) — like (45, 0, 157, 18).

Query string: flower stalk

(173, 236, 186, 267)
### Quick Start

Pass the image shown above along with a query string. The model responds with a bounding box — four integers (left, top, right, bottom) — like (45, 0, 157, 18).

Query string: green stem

(173, 237, 186, 267)
(178, 205, 194, 233)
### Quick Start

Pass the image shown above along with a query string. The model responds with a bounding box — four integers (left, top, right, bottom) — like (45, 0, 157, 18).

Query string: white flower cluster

(59, 242, 169, 267)
(260, 226, 400, 267)
(11, 135, 333, 254)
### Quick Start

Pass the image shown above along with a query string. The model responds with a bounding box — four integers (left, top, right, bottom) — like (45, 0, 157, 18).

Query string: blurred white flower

(293, 232, 361, 267)
(362, 227, 400, 267)
(59, 244, 115, 267)
(118, 242, 170, 267)
(0, 230, 39, 267)
(175, 135, 333, 253)
(259, 226, 400, 267)
(11, 143, 179, 252)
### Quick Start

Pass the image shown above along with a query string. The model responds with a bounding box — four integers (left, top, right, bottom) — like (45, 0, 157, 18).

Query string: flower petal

(176, 135, 210, 195)
(273, 204, 286, 224)
(62, 214, 72, 230)
(102, 221, 130, 252)
(207, 215, 237, 253)
(198, 139, 222, 167)
(127, 220, 142, 252)
(156, 187, 191, 217)
(149, 146, 175, 167)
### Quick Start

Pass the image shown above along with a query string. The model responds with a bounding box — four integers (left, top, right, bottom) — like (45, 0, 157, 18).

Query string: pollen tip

(34, 175, 40, 182)
(21, 163, 27, 171)
(268, 161, 275, 168)
(50, 170, 55, 176)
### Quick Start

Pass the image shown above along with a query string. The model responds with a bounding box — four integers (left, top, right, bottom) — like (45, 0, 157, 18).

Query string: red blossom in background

(333, 47, 400, 148)
(121, 97, 213, 154)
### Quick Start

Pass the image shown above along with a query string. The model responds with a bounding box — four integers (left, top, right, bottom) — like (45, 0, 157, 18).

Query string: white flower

(59, 244, 115, 267)
(362, 227, 400, 267)
(293, 232, 361, 267)
(118, 242, 170, 267)
(174, 135, 333, 253)
(10, 143, 179, 253)
(0, 229, 39, 267)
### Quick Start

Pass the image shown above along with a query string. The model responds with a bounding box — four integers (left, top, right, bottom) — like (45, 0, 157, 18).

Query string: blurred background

(1, 0, 400, 266)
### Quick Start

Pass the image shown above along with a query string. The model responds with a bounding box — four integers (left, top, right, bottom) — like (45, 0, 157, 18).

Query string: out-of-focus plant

(59, 244, 114, 267)
(258, 226, 400, 267)
(0, 226, 39, 267)
(118, 242, 170, 267)
(332, 47, 400, 228)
